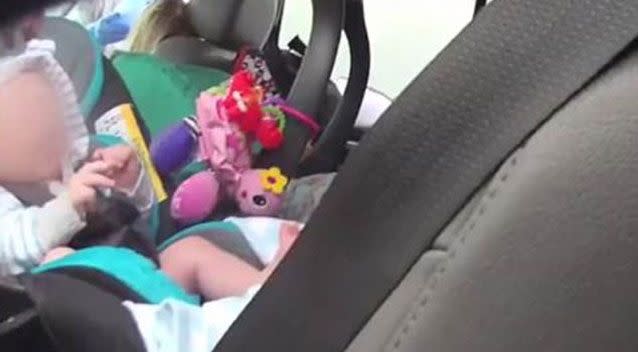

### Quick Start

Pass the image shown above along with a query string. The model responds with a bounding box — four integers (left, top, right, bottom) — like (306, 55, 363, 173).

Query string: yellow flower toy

(260, 167, 289, 195)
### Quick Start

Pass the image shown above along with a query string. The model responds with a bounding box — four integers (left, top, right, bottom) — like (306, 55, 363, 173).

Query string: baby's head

(128, 0, 194, 53)
(0, 40, 86, 184)
(0, 70, 68, 183)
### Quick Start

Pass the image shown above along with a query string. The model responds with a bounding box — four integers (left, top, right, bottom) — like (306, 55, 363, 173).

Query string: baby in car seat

(0, 35, 298, 301)
(125, 0, 194, 54)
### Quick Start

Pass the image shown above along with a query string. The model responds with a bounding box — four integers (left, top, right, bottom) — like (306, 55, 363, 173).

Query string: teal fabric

(148, 203, 161, 241)
(93, 133, 123, 147)
(33, 247, 200, 305)
(159, 221, 243, 252)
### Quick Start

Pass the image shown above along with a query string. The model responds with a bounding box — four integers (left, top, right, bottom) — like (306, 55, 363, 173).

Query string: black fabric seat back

(0, 274, 146, 352)
(0, 277, 48, 352)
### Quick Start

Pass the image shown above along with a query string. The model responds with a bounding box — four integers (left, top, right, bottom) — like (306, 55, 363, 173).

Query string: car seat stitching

(388, 152, 521, 351)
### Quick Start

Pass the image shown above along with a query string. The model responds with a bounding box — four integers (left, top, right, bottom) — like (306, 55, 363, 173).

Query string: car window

(279, 0, 475, 98)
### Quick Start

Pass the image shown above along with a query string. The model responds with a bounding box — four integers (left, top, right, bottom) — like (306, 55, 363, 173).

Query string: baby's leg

(42, 247, 76, 264)
(160, 237, 264, 299)
(159, 223, 300, 300)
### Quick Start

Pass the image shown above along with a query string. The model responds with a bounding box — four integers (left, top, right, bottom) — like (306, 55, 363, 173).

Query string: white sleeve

(122, 287, 260, 352)
(0, 188, 86, 276)
(122, 299, 217, 352)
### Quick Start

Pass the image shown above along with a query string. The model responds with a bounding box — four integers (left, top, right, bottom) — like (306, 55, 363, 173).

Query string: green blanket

(112, 53, 229, 136)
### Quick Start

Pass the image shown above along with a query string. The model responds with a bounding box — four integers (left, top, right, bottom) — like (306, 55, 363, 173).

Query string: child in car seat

(126, 0, 194, 53)
(0, 38, 299, 300)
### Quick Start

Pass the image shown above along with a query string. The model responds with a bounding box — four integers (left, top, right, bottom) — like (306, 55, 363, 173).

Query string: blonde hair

(127, 0, 194, 53)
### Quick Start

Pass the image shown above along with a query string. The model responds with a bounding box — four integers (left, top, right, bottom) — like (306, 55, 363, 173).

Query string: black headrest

(186, 0, 283, 49)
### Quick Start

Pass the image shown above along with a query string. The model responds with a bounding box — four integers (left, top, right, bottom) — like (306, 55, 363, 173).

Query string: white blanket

(124, 287, 260, 352)
(124, 216, 289, 352)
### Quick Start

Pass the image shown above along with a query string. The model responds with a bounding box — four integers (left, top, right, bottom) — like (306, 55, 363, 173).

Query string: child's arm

(0, 161, 115, 275)
(0, 189, 85, 276)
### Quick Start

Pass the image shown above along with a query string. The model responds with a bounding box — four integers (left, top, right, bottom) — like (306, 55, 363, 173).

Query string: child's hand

(92, 146, 142, 192)
(68, 161, 116, 214)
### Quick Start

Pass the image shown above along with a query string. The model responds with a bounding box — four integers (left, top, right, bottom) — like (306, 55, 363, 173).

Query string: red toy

(220, 70, 287, 150)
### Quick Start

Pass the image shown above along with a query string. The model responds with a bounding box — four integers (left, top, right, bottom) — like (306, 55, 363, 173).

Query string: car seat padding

(41, 17, 103, 117)
(111, 52, 229, 136)
(21, 273, 146, 352)
(154, 35, 237, 71)
(33, 247, 199, 305)
(160, 222, 265, 270)
(186, 0, 283, 51)
(47, 267, 148, 304)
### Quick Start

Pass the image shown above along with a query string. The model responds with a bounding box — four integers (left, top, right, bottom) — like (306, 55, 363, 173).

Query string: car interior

(3, 0, 638, 351)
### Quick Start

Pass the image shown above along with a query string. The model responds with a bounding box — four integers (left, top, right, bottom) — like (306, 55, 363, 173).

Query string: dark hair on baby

(69, 192, 161, 265)
(0, 0, 61, 26)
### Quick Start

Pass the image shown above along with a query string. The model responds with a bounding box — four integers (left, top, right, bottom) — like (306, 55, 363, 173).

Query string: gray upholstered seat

(154, 0, 283, 69)
(347, 42, 638, 351)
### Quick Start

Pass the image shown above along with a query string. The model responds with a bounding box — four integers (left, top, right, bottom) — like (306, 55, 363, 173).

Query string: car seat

(154, 0, 284, 72)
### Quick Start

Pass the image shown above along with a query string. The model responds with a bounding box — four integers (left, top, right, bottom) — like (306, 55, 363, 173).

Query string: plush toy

(151, 70, 320, 224)
(220, 70, 287, 150)
(169, 170, 220, 224)
(166, 94, 287, 224)
(151, 80, 288, 224)
(234, 168, 287, 216)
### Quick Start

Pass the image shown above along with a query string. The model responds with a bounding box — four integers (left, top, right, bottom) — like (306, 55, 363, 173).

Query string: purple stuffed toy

(170, 170, 220, 224)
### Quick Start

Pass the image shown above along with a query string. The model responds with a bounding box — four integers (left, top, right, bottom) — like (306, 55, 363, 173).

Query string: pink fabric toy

(170, 94, 287, 224)
(170, 171, 220, 224)
(235, 169, 285, 216)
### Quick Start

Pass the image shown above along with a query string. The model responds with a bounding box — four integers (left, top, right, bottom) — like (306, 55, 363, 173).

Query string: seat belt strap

(216, 1, 638, 352)
(475, 0, 487, 16)
(299, 0, 371, 175)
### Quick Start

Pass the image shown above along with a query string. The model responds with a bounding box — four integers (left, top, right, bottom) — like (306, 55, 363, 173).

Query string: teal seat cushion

(33, 247, 200, 305)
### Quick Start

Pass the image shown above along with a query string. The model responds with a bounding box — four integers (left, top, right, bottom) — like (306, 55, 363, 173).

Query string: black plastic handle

(260, 0, 345, 176)
(299, 0, 371, 175)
